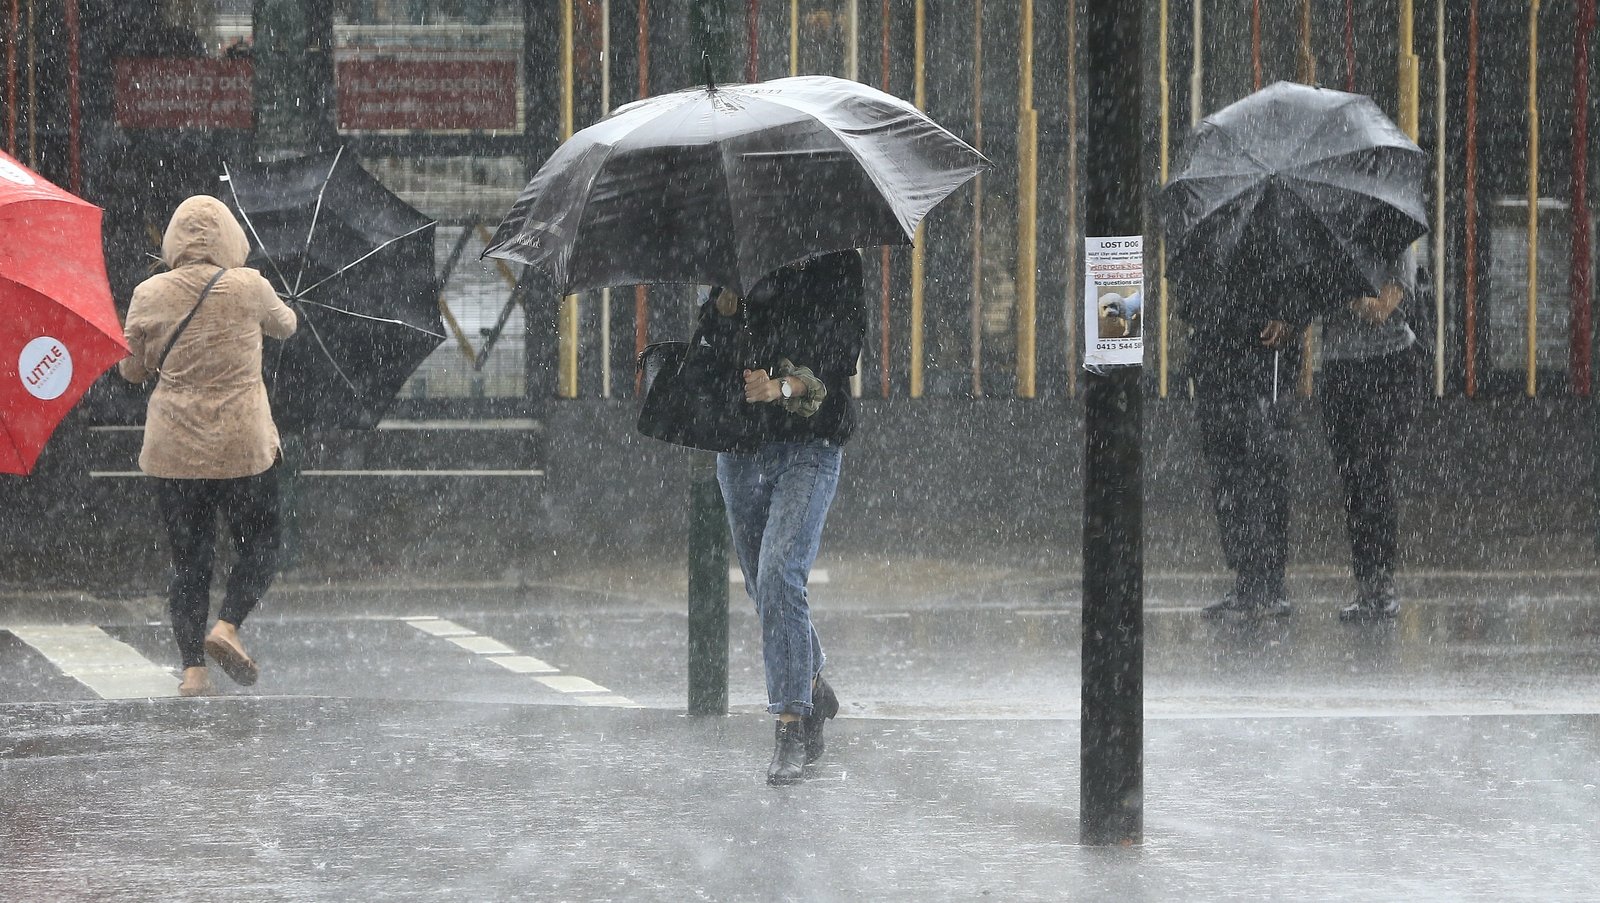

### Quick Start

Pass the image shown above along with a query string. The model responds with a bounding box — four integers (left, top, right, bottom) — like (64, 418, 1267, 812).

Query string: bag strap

(156, 268, 227, 378)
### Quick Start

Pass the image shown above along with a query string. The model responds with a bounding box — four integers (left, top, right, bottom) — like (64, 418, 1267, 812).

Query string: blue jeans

(717, 439, 843, 716)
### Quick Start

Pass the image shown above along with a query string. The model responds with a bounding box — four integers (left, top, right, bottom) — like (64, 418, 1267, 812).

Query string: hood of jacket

(161, 195, 251, 270)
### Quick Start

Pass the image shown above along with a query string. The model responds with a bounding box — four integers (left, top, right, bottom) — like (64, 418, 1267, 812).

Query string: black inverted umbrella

(482, 73, 987, 296)
(223, 149, 444, 430)
(1162, 81, 1428, 317)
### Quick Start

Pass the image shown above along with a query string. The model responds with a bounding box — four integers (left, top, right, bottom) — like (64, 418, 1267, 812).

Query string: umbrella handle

(702, 52, 716, 93)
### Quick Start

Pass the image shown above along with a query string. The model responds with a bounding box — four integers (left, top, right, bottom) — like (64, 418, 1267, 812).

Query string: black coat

(696, 250, 866, 446)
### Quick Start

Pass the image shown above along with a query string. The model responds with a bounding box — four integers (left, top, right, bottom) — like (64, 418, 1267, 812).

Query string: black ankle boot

(802, 674, 840, 764)
(766, 720, 807, 786)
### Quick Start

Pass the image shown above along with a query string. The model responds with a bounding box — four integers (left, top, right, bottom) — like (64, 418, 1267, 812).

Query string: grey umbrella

(1162, 81, 1429, 317)
(482, 74, 987, 296)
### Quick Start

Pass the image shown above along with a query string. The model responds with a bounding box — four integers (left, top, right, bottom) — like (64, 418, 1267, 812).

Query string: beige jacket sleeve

(118, 289, 154, 384)
(256, 275, 297, 339)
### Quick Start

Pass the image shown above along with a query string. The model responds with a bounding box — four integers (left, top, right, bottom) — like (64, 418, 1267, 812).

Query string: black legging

(1195, 379, 1294, 604)
(155, 467, 282, 668)
(1318, 348, 1421, 590)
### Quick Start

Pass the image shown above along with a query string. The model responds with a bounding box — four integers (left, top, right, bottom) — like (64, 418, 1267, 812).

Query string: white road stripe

(447, 635, 516, 655)
(489, 655, 559, 674)
(3, 625, 176, 699)
(400, 617, 637, 707)
(535, 675, 611, 694)
(404, 618, 474, 637)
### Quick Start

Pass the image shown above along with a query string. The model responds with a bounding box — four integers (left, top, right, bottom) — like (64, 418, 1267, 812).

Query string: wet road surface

(3, 563, 1599, 900)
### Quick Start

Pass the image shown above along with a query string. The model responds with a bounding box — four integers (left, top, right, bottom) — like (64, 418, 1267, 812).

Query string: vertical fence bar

(1298, 0, 1316, 397)
(633, 0, 651, 395)
(1465, 0, 1480, 397)
(64, 0, 80, 192)
(747, 0, 760, 80)
(1526, 0, 1540, 398)
(1573, 0, 1594, 396)
(1016, 0, 1038, 399)
(1399, 0, 1419, 140)
(1251, 0, 1262, 89)
(600, 0, 612, 398)
(1344, 0, 1356, 90)
(6, 0, 15, 153)
(881, 0, 893, 398)
(970, 0, 985, 397)
(558, 0, 578, 398)
(1434, 0, 1448, 397)
(910, 0, 926, 397)
(1156, 0, 1169, 400)
(790, 0, 799, 76)
(1066, 0, 1082, 398)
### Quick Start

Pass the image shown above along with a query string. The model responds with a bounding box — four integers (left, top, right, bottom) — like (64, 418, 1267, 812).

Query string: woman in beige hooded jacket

(121, 195, 297, 697)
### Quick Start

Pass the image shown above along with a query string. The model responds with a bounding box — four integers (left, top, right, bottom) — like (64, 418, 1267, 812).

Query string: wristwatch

(779, 378, 793, 399)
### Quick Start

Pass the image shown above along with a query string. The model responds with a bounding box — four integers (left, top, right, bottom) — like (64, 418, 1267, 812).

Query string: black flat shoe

(766, 720, 807, 786)
(803, 674, 840, 764)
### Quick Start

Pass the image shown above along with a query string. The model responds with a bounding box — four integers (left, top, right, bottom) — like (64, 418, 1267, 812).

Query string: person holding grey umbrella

(700, 250, 865, 786)
(1179, 271, 1308, 619)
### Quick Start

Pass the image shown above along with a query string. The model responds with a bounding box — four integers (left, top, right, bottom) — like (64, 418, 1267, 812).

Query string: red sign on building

(114, 59, 254, 130)
(336, 59, 519, 132)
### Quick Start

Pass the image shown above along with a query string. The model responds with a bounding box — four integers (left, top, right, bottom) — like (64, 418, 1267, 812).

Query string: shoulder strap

(156, 268, 228, 377)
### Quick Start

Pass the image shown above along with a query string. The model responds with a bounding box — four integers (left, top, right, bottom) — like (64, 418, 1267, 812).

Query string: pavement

(3, 555, 1600, 901)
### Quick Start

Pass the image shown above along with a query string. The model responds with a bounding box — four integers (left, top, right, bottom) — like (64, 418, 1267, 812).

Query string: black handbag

(636, 322, 765, 453)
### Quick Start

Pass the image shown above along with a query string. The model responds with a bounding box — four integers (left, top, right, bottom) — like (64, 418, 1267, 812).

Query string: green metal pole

(687, 454, 730, 714)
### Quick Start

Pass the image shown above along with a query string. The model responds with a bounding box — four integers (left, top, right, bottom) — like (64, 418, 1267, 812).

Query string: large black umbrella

(223, 149, 444, 430)
(1162, 81, 1428, 318)
(482, 74, 987, 296)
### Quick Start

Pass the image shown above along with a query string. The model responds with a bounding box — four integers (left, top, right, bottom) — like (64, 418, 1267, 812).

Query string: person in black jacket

(700, 249, 865, 786)
(1182, 270, 1315, 619)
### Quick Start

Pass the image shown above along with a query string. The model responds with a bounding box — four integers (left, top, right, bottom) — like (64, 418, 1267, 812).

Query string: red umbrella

(0, 150, 126, 475)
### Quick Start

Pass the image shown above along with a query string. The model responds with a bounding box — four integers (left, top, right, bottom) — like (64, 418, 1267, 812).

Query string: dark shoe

(1200, 591, 1251, 618)
(1203, 592, 1291, 619)
(766, 720, 807, 786)
(1254, 598, 1293, 619)
(803, 674, 840, 764)
(1339, 590, 1400, 622)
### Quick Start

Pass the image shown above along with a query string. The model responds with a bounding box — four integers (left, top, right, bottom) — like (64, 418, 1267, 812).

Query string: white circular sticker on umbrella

(0, 158, 35, 185)
(19, 337, 73, 400)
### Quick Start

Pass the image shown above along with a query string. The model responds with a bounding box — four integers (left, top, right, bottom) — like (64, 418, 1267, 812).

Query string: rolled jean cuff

(769, 701, 814, 717)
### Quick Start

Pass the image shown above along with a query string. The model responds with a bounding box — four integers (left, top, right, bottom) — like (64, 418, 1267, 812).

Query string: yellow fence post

(557, 0, 578, 399)
(1015, 0, 1038, 399)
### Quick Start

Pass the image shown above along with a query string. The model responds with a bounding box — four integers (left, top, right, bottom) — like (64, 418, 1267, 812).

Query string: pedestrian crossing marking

(488, 655, 559, 674)
(534, 675, 610, 694)
(405, 618, 475, 637)
(399, 617, 637, 707)
(1, 624, 176, 699)
(446, 635, 516, 655)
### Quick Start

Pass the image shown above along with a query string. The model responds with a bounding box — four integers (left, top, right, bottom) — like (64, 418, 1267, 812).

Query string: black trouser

(1318, 348, 1420, 592)
(155, 467, 282, 668)
(1194, 365, 1294, 604)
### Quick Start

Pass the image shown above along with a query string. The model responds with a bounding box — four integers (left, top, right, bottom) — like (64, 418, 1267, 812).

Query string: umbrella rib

(293, 297, 446, 339)
(293, 147, 346, 297)
(222, 162, 295, 297)
(294, 221, 436, 298)
(298, 305, 362, 395)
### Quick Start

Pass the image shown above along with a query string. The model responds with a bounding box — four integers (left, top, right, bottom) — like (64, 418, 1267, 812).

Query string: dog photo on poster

(1083, 236, 1145, 370)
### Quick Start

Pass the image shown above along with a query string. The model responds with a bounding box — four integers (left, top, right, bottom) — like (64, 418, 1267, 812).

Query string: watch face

(780, 379, 792, 398)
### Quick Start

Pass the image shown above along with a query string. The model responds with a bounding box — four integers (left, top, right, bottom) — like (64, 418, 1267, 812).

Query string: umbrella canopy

(0, 151, 128, 475)
(1162, 81, 1428, 318)
(222, 149, 444, 430)
(482, 74, 987, 296)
